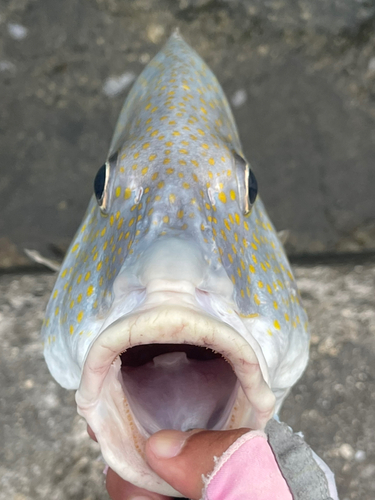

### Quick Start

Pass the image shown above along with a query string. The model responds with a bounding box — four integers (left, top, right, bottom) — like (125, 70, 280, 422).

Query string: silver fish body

(41, 33, 310, 496)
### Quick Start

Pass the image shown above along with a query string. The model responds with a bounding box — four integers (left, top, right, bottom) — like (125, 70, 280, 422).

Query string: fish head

(41, 33, 309, 496)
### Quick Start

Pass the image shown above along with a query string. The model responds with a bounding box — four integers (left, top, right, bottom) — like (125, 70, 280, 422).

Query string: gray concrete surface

(1, 263, 374, 499)
(1, 0, 375, 267)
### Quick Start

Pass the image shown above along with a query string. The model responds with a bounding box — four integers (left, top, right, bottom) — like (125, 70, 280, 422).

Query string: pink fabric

(204, 431, 293, 500)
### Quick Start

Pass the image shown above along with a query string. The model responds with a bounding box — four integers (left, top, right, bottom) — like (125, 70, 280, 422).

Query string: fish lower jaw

(76, 304, 275, 496)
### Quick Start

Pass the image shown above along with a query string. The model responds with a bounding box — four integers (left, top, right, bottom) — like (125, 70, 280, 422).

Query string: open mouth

(76, 304, 275, 494)
(120, 344, 238, 435)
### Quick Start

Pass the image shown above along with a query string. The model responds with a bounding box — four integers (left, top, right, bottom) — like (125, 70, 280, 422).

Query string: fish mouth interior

(119, 343, 238, 435)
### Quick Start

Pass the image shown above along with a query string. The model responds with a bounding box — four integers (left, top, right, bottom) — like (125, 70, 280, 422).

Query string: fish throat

(119, 343, 238, 434)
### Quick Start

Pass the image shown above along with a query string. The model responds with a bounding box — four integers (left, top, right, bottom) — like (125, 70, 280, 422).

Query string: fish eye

(93, 152, 118, 214)
(94, 164, 107, 205)
(248, 169, 258, 207)
(233, 152, 258, 216)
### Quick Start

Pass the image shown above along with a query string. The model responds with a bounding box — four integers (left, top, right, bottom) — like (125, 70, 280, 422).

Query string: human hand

(104, 428, 250, 500)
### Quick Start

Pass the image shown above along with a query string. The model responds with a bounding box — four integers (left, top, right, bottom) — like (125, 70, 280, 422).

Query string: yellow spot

(224, 219, 231, 231)
(163, 215, 169, 224)
(157, 181, 164, 189)
(54, 307, 59, 316)
(228, 254, 233, 263)
(179, 149, 188, 154)
(141, 167, 148, 175)
(142, 143, 150, 150)
(53, 290, 58, 299)
(208, 158, 215, 165)
(240, 312, 260, 319)
(274, 320, 281, 330)
(149, 154, 157, 161)
(197, 129, 205, 135)
(69, 300, 74, 309)
(169, 193, 176, 203)
(115, 186, 121, 197)
(273, 301, 278, 310)
(71, 243, 79, 253)
(87, 285, 94, 297)
(77, 293, 82, 304)
(254, 294, 261, 305)
(69, 325, 74, 335)
(218, 192, 227, 203)
(252, 254, 257, 264)
(191, 159, 199, 167)
(77, 311, 84, 323)
(133, 152, 139, 159)
(85, 272, 91, 281)
(182, 182, 190, 189)
(96, 261, 102, 271)
(177, 210, 184, 219)
(110, 215, 114, 227)
(266, 284, 273, 294)
(124, 188, 131, 200)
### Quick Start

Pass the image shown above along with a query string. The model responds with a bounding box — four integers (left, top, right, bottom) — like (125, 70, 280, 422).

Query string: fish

(41, 32, 310, 497)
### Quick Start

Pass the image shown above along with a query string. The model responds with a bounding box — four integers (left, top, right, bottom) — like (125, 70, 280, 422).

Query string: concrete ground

(1, 262, 374, 500)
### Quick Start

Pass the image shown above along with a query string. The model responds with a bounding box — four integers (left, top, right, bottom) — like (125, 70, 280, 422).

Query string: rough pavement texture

(1, 263, 374, 500)
(1, 0, 375, 267)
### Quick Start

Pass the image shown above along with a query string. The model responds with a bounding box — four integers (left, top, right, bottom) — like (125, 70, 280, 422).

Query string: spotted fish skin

(41, 32, 309, 495)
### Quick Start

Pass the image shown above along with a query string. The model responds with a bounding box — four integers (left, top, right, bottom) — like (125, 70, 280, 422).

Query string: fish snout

(136, 237, 207, 287)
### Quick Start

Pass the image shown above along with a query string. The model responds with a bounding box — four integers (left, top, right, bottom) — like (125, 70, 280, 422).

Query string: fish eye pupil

(249, 170, 258, 205)
(94, 164, 106, 204)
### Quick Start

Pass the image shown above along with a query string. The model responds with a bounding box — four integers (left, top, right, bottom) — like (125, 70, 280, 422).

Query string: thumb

(145, 428, 250, 500)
